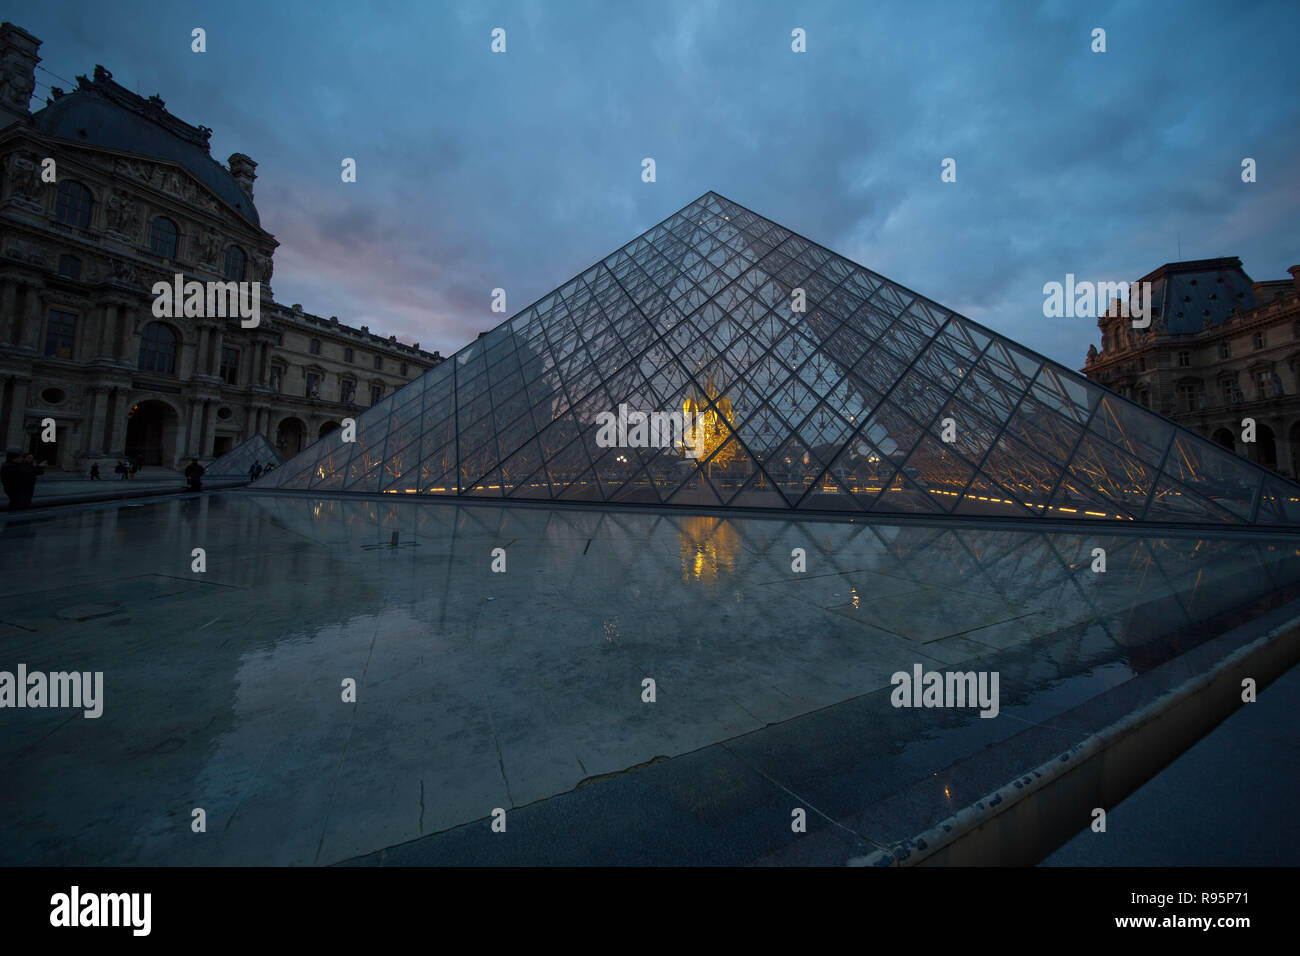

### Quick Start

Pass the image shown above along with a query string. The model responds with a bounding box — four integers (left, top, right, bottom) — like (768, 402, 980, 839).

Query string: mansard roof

(31, 65, 260, 226)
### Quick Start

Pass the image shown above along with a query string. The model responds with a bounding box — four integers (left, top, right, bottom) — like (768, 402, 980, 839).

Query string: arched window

(54, 180, 93, 228)
(149, 217, 179, 258)
(223, 245, 246, 281)
(138, 321, 179, 375)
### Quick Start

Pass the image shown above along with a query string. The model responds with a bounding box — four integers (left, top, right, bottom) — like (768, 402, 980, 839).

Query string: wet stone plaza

(2, 491, 1298, 865)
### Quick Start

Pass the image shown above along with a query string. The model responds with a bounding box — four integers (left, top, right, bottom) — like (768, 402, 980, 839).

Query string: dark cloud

(23, 0, 1299, 365)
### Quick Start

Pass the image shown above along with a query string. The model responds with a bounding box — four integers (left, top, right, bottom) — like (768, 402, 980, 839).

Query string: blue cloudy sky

(20, 0, 1300, 367)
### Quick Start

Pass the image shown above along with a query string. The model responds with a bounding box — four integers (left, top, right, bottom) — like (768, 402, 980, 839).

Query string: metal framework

(259, 191, 1300, 527)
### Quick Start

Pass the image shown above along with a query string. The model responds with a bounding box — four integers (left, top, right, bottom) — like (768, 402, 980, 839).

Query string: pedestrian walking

(89, 462, 101, 480)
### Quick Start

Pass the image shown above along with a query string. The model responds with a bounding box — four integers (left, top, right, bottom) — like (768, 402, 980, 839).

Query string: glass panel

(1256, 476, 1300, 525)
(1160, 434, 1260, 521)
(1144, 476, 1236, 524)
(1088, 396, 1174, 467)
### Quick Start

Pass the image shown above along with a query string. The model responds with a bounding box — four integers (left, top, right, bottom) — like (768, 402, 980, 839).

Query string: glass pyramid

(208, 433, 279, 478)
(258, 191, 1300, 527)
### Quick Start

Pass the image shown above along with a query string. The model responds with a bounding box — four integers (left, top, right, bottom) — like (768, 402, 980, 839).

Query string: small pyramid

(259, 191, 1300, 527)
(208, 433, 279, 477)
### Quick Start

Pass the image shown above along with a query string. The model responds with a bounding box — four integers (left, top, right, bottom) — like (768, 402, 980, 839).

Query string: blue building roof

(31, 65, 259, 226)
(1143, 257, 1256, 334)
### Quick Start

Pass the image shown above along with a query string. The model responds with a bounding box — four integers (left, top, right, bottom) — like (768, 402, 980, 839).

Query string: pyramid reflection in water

(258, 192, 1300, 526)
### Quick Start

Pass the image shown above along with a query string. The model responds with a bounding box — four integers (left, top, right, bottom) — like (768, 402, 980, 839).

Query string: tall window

(343, 347, 353, 363)
(400, 361, 408, 376)
(54, 180, 93, 228)
(57, 254, 81, 280)
(305, 372, 321, 398)
(1175, 383, 1197, 412)
(44, 310, 77, 359)
(1176, 350, 1191, 368)
(149, 217, 179, 258)
(138, 321, 178, 375)
(373, 355, 382, 370)
(370, 384, 383, 404)
(220, 347, 241, 385)
(270, 364, 284, 393)
(223, 245, 246, 281)
(340, 378, 356, 404)
(1220, 340, 1232, 359)
(1257, 370, 1274, 397)
(309, 338, 321, 355)
(1254, 330, 1266, 350)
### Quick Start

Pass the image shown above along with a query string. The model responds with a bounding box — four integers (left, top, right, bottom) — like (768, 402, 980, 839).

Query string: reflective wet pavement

(1, 492, 1298, 865)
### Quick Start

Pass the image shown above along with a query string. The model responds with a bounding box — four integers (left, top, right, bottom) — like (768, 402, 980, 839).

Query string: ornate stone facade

(1084, 257, 1300, 477)
(0, 22, 442, 470)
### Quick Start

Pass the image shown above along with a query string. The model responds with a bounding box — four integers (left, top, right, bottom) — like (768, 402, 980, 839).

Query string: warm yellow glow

(682, 375, 738, 466)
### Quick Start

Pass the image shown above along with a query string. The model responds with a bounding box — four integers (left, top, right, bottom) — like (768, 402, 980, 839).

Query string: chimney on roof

(228, 153, 257, 199)
(1289, 265, 1300, 294)
(0, 22, 41, 126)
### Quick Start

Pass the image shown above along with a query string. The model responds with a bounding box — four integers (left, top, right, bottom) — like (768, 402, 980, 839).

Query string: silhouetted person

(249, 462, 260, 482)
(129, 458, 140, 480)
(89, 463, 101, 480)
(184, 457, 204, 492)
(115, 460, 128, 480)
(2, 451, 23, 510)
(3, 452, 44, 510)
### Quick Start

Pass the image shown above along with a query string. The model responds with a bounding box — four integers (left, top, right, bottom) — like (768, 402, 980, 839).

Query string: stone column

(83, 387, 105, 456)
(115, 303, 135, 361)
(98, 302, 118, 358)
(103, 389, 127, 456)
(0, 279, 16, 346)
(4, 375, 28, 445)
(22, 284, 43, 352)
(193, 326, 208, 377)
(185, 399, 203, 457)
(201, 399, 218, 456)
(210, 328, 224, 377)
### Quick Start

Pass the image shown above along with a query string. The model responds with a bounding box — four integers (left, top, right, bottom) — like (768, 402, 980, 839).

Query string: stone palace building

(1084, 256, 1300, 478)
(0, 21, 442, 471)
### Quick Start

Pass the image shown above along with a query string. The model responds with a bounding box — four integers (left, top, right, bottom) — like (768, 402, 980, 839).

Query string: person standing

(2, 451, 23, 510)
(89, 462, 101, 481)
(184, 457, 205, 492)
(18, 454, 44, 508)
(3, 453, 44, 510)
